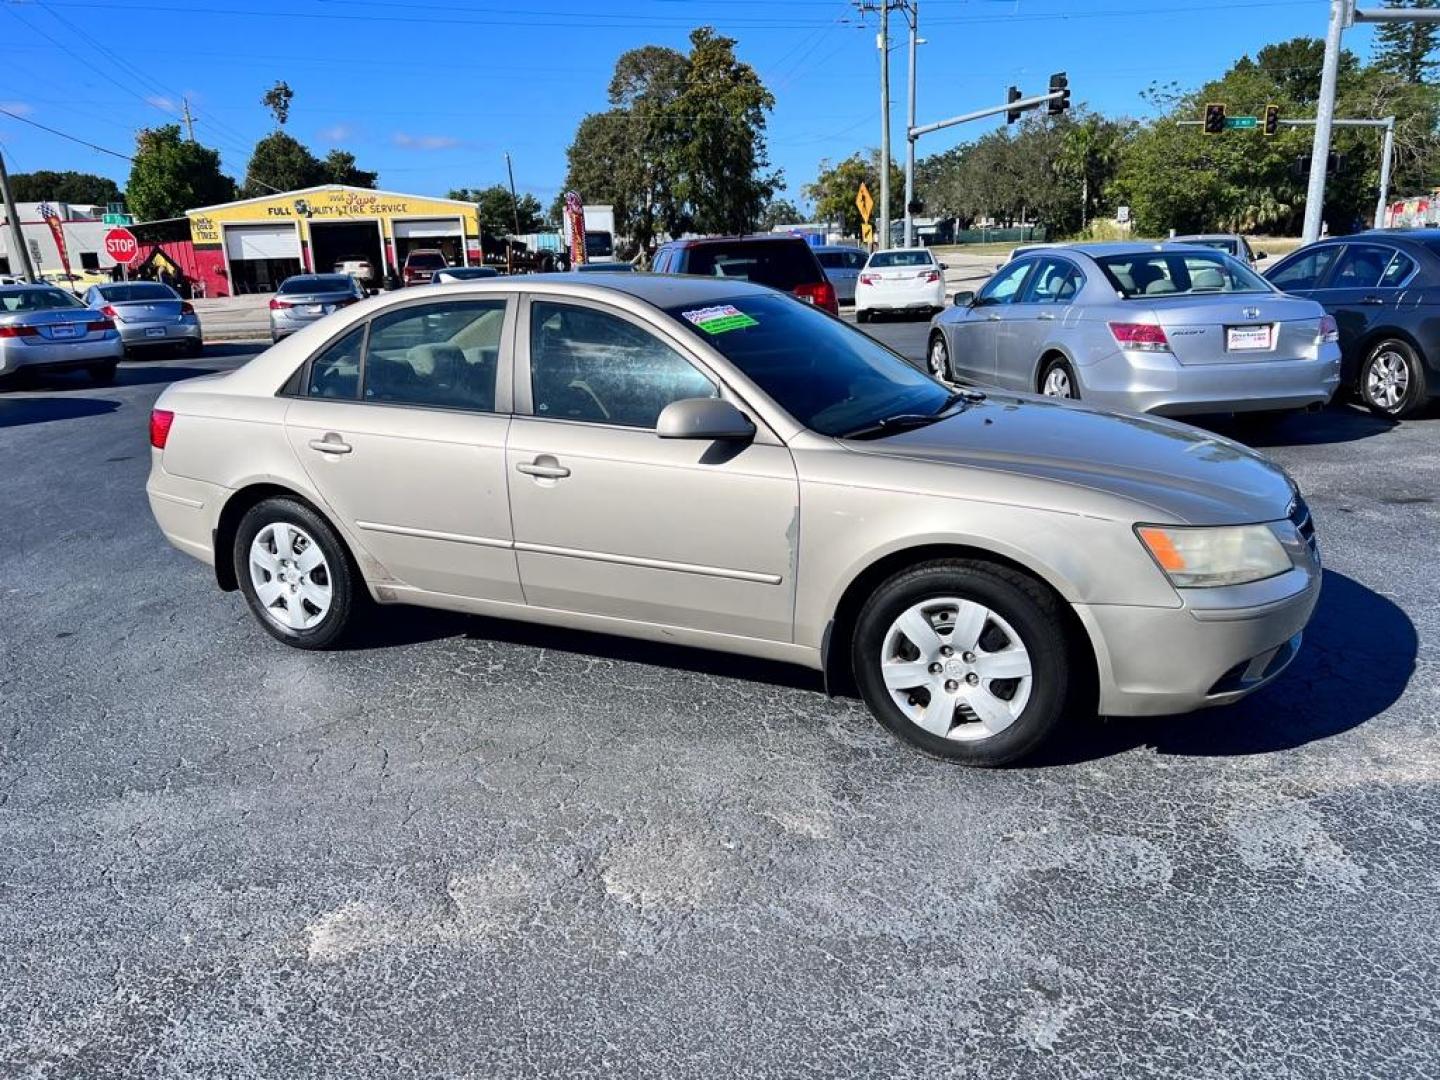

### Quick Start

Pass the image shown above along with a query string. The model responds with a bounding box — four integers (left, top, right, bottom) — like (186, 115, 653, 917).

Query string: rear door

(1310, 243, 1416, 366)
(952, 258, 1034, 384)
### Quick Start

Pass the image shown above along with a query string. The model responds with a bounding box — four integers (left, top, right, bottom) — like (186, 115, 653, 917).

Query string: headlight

(1136, 524, 1292, 588)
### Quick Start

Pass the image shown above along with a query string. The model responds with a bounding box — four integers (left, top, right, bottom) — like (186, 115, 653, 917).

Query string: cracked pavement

(1, 344, 1437, 1078)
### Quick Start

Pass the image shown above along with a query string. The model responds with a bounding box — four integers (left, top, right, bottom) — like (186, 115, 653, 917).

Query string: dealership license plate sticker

(145, 326, 166, 337)
(1226, 324, 1273, 351)
(49, 324, 79, 338)
(682, 305, 758, 335)
(307, 304, 324, 314)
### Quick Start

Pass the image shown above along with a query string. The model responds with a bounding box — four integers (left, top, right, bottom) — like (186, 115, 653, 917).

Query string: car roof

(447, 271, 785, 307)
(813, 244, 864, 253)
(870, 246, 932, 255)
(1171, 233, 1241, 241)
(1058, 241, 1237, 257)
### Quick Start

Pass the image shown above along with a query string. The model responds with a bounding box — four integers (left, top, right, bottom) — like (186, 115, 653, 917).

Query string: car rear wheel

(1359, 339, 1427, 418)
(89, 360, 117, 384)
(235, 498, 362, 649)
(1039, 356, 1078, 400)
(856, 309, 872, 324)
(851, 559, 1072, 766)
(927, 332, 951, 379)
(184, 337, 203, 358)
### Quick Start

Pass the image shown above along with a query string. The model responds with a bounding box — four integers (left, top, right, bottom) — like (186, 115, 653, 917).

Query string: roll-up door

(224, 224, 300, 260)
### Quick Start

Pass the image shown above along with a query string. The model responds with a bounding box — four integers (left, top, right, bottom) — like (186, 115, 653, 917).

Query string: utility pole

(1376, 115, 1395, 228)
(0, 145, 37, 282)
(878, 5, 892, 249)
(903, 1, 918, 248)
(181, 96, 196, 142)
(504, 151, 522, 275)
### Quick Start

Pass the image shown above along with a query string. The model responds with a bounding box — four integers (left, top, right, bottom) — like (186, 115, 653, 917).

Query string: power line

(0, 106, 133, 161)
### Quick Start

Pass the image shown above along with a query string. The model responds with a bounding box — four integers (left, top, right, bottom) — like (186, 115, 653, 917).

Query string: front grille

(1289, 495, 1317, 556)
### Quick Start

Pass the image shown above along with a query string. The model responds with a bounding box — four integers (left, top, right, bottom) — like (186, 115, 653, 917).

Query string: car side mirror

(939, 262, 950, 270)
(1256, 251, 1268, 261)
(656, 397, 756, 441)
(953, 290, 975, 307)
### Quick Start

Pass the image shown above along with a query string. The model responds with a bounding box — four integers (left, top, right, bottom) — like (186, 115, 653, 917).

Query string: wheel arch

(1353, 324, 1428, 380)
(213, 482, 360, 592)
(821, 541, 1099, 709)
(1032, 347, 1077, 394)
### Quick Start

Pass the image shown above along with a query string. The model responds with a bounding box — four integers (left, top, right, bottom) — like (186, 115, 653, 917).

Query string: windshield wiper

(839, 388, 983, 440)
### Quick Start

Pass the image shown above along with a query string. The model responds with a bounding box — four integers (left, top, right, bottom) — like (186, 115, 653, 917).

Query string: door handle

(986, 313, 1002, 321)
(1036, 312, 1056, 321)
(308, 434, 352, 455)
(516, 458, 571, 479)
(1360, 296, 1386, 305)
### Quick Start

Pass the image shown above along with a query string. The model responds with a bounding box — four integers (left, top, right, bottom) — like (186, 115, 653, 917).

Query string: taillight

(100, 304, 118, 318)
(86, 318, 115, 332)
(920, 270, 941, 283)
(858, 272, 879, 286)
(0, 324, 38, 338)
(180, 301, 195, 315)
(149, 409, 175, 449)
(1109, 321, 1171, 352)
(794, 281, 838, 314)
(1317, 314, 1339, 345)
(268, 298, 290, 310)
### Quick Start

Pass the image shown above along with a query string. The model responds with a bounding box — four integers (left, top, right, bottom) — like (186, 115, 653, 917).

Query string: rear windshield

(682, 240, 821, 290)
(0, 287, 85, 312)
(1096, 252, 1270, 298)
(97, 283, 176, 302)
(817, 252, 845, 269)
(279, 275, 352, 294)
(405, 252, 446, 269)
(440, 266, 498, 279)
(869, 250, 934, 268)
(1180, 238, 1239, 256)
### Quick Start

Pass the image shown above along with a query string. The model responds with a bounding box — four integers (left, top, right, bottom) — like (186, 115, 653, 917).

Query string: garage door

(224, 224, 300, 260)
(393, 218, 460, 240)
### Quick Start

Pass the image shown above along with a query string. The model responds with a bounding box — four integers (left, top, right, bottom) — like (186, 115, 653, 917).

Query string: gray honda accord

(927, 242, 1341, 416)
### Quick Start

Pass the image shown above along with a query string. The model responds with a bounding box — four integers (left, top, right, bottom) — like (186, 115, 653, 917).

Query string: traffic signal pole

(903, 1, 918, 248)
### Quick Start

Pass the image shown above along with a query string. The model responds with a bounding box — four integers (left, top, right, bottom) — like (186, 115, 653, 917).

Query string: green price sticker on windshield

(682, 304, 758, 335)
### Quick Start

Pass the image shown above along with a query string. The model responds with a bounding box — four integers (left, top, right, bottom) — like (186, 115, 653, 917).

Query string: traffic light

(1291, 153, 1347, 178)
(1204, 103, 1226, 134)
(1006, 85, 1022, 125)
(1263, 104, 1280, 136)
(1048, 72, 1070, 115)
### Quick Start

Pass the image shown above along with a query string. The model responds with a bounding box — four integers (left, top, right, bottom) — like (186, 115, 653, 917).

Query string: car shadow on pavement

(1037, 569, 1417, 766)
(1199, 404, 1398, 448)
(0, 396, 121, 429)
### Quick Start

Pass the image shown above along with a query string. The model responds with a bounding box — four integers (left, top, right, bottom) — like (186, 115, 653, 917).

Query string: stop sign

(103, 227, 138, 263)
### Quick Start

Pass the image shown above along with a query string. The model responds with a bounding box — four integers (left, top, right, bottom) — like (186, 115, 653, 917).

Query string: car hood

(842, 394, 1296, 526)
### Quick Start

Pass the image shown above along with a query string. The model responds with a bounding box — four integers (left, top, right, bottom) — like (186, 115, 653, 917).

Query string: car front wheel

(1359, 338, 1428, 418)
(234, 497, 362, 649)
(927, 332, 950, 380)
(852, 559, 1073, 766)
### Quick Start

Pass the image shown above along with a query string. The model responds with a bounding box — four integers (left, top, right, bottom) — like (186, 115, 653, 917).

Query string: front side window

(1096, 252, 1269, 298)
(1022, 258, 1083, 304)
(363, 300, 504, 411)
(307, 325, 364, 399)
(1267, 246, 1340, 292)
(530, 301, 715, 428)
(976, 260, 1033, 306)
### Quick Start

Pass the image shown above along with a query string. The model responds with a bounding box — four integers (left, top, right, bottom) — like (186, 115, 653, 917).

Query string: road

(2, 342, 1437, 1078)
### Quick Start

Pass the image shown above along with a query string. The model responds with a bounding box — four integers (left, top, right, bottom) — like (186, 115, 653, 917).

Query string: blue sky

(0, 0, 1395, 210)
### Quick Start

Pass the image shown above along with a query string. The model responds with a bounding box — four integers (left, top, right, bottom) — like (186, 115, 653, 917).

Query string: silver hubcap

(249, 522, 331, 631)
(1042, 367, 1073, 398)
(1366, 350, 1409, 410)
(929, 338, 948, 376)
(880, 597, 1034, 742)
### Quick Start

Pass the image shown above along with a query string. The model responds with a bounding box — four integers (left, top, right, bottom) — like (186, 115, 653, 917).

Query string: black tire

(234, 497, 364, 650)
(184, 337, 203, 358)
(1358, 338, 1428, 419)
(927, 332, 951, 380)
(856, 309, 872, 324)
(89, 360, 118, 384)
(851, 559, 1073, 766)
(1038, 355, 1079, 400)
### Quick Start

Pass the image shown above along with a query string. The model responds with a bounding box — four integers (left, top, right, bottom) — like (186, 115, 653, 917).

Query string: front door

(284, 297, 523, 601)
(952, 258, 1035, 385)
(506, 297, 799, 643)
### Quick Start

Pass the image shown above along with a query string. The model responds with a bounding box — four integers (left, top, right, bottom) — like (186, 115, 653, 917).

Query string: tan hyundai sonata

(146, 274, 1322, 765)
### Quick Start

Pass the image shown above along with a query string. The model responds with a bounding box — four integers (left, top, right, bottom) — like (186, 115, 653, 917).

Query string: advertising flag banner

(38, 203, 72, 277)
(563, 191, 587, 267)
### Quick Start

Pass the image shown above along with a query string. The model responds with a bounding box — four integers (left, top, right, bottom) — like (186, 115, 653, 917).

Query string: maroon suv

(650, 234, 839, 315)
(401, 249, 447, 286)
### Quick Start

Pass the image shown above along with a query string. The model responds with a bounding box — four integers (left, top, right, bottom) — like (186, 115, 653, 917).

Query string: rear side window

(1381, 251, 1417, 287)
(1329, 244, 1397, 289)
(1268, 247, 1339, 292)
(817, 252, 844, 269)
(363, 300, 505, 411)
(681, 240, 822, 290)
(307, 325, 364, 399)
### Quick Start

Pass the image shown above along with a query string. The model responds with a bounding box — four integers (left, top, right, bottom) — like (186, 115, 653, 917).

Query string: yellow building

(185, 185, 483, 295)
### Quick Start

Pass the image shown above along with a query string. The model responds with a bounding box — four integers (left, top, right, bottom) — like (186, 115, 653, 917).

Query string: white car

(856, 248, 947, 322)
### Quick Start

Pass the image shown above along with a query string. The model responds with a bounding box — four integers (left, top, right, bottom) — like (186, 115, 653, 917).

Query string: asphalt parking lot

(3, 339, 1438, 1077)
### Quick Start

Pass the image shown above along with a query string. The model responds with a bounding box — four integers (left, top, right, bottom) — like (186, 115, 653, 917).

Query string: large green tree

(241, 131, 323, 196)
(804, 152, 902, 237)
(449, 184, 546, 234)
(9, 170, 120, 205)
(1374, 0, 1439, 83)
(126, 124, 234, 220)
(322, 149, 377, 188)
(759, 196, 802, 230)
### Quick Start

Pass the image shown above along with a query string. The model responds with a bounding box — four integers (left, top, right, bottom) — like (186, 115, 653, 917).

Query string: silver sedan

(926, 242, 1341, 416)
(268, 273, 367, 342)
(84, 281, 202, 357)
(0, 284, 123, 384)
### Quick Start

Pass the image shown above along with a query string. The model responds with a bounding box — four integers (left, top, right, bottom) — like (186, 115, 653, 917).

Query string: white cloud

(392, 132, 460, 151)
(0, 101, 33, 117)
(317, 123, 354, 143)
(145, 95, 176, 112)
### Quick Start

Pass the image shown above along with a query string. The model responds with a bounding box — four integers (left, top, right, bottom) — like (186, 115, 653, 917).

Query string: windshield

(665, 294, 951, 436)
(279, 275, 352, 294)
(97, 283, 176, 302)
(0, 287, 86, 312)
(405, 252, 446, 269)
(1096, 251, 1270, 298)
(682, 241, 821, 290)
(869, 250, 934, 268)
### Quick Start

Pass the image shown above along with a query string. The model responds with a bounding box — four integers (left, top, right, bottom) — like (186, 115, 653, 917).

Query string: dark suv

(651, 235, 838, 315)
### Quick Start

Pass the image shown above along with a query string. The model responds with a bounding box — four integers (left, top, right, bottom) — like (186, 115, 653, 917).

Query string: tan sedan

(146, 275, 1322, 765)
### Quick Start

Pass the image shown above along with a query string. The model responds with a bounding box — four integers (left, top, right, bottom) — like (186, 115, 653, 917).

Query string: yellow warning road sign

(856, 182, 874, 222)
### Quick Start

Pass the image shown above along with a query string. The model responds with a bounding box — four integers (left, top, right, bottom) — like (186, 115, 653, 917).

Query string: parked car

(268, 273, 366, 343)
(334, 256, 375, 285)
(928, 242, 1341, 416)
(572, 261, 636, 273)
(401, 250, 448, 287)
(0, 283, 122, 384)
(432, 266, 500, 283)
(84, 281, 202, 357)
(814, 245, 867, 304)
(1263, 229, 1440, 418)
(146, 273, 1321, 766)
(856, 247, 948, 322)
(1172, 233, 1265, 269)
(651, 234, 838, 315)
(997, 242, 1062, 271)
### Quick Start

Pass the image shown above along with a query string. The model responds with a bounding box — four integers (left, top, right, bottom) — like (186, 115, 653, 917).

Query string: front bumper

(1082, 343, 1342, 415)
(1074, 564, 1322, 717)
(0, 334, 124, 375)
